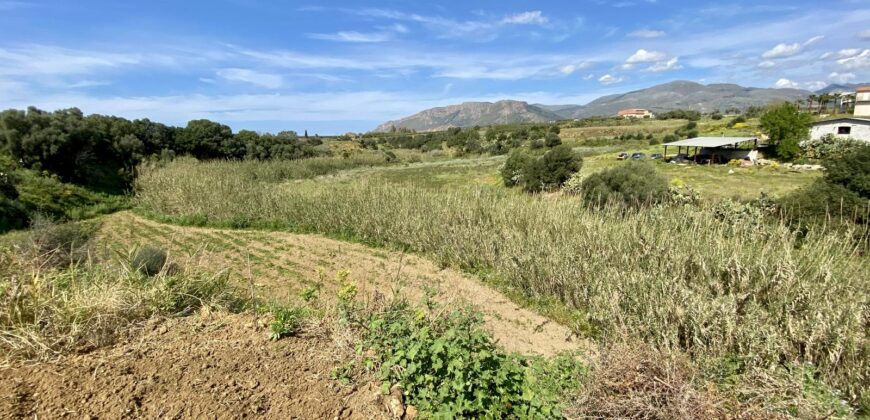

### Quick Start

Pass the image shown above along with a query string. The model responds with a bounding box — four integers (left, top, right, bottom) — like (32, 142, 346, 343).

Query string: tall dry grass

(0, 224, 247, 360)
(135, 158, 869, 405)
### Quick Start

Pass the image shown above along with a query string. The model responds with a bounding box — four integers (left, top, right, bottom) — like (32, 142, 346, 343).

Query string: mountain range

(374, 80, 862, 132)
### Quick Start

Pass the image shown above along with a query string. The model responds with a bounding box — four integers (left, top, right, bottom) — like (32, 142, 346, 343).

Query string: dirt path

(1, 313, 389, 419)
(99, 212, 589, 357)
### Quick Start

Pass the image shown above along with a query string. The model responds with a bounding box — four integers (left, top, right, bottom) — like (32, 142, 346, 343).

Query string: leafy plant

(268, 305, 304, 340)
(358, 299, 585, 418)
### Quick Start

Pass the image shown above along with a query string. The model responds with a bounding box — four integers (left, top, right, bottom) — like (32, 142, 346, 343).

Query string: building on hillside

(617, 108, 654, 118)
(810, 118, 870, 142)
(854, 86, 870, 117)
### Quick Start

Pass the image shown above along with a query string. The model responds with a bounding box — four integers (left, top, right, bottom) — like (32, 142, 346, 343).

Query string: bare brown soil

(0, 312, 389, 419)
(98, 212, 591, 357)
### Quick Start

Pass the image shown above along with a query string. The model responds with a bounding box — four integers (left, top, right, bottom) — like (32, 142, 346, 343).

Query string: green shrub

(500, 150, 533, 187)
(360, 299, 585, 418)
(522, 145, 583, 192)
(580, 161, 669, 209)
(269, 305, 305, 340)
(781, 144, 870, 225)
(800, 134, 863, 161)
(545, 132, 562, 147)
(132, 245, 168, 276)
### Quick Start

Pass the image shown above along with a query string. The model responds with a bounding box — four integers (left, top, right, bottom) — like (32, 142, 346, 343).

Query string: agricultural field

(2, 116, 867, 418)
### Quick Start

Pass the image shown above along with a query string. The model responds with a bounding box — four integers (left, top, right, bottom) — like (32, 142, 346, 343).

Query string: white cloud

(625, 49, 666, 63)
(774, 78, 799, 89)
(0, 45, 148, 76)
(307, 31, 392, 43)
(762, 43, 802, 59)
(836, 49, 870, 70)
(860, 29, 870, 40)
(559, 62, 590, 75)
(582, 73, 594, 80)
(646, 57, 682, 72)
(598, 74, 623, 85)
(216, 68, 283, 89)
(762, 35, 824, 59)
(757, 60, 776, 68)
(828, 72, 856, 84)
(804, 81, 827, 91)
(821, 49, 862, 60)
(501, 11, 548, 25)
(627, 29, 665, 38)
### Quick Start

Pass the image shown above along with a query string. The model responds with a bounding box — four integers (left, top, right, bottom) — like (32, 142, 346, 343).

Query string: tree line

(0, 107, 324, 192)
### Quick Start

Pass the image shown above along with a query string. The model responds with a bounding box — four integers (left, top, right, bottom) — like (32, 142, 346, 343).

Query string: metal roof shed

(662, 136, 758, 163)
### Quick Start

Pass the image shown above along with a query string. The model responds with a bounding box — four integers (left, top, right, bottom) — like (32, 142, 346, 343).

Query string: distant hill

(815, 83, 870, 94)
(375, 81, 815, 131)
(553, 81, 810, 119)
(374, 100, 561, 132)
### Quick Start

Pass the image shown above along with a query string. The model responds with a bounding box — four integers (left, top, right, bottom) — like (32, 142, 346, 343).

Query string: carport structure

(662, 136, 759, 163)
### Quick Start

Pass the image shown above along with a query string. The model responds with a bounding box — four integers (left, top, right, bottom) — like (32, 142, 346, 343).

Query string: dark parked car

(631, 152, 646, 160)
(669, 153, 690, 164)
(650, 153, 663, 160)
(616, 152, 629, 160)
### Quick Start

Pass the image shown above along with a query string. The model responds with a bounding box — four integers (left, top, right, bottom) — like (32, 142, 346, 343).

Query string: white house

(810, 118, 870, 142)
(855, 86, 870, 118)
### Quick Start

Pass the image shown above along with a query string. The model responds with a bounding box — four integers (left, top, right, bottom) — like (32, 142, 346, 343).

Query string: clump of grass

(0, 225, 247, 360)
(131, 245, 168, 276)
(135, 159, 869, 408)
(19, 218, 97, 268)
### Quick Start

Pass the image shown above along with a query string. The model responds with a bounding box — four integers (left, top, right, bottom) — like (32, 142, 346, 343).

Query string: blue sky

(0, 0, 868, 133)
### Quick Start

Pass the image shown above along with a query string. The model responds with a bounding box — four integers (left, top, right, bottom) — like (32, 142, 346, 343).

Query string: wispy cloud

(761, 35, 823, 59)
(598, 74, 623, 85)
(627, 29, 665, 38)
(501, 11, 548, 25)
(307, 31, 392, 43)
(646, 57, 682, 72)
(828, 72, 855, 84)
(216, 68, 283, 89)
(835, 49, 869, 70)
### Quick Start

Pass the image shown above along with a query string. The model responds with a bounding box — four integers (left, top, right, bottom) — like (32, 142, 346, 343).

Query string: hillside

(374, 100, 562, 132)
(558, 81, 810, 118)
(815, 83, 870, 94)
(375, 81, 813, 131)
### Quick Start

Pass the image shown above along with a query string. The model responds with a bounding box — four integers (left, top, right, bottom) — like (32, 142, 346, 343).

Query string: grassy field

(135, 156, 868, 409)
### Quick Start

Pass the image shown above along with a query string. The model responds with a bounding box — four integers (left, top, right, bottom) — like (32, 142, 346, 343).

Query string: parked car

(631, 152, 646, 160)
(650, 153, 663, 160)
(616, 152, 629, 160)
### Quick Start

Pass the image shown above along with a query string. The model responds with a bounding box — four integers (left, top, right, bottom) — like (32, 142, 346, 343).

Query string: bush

(132, 245, 168, 276)
(500, 150, 533, 187)
(781, 143, 870, 225)
(581, 161, 669, 209)
(800, 134, 863, 161)
(359, 299, 585, 418)
(648, 137, 661, 145)
(545, 132, 562, 147)
(522, 145, 583, 192)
